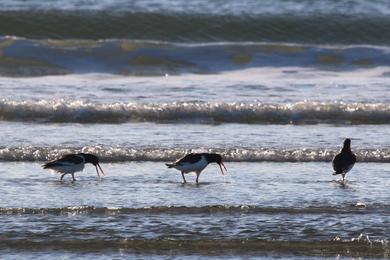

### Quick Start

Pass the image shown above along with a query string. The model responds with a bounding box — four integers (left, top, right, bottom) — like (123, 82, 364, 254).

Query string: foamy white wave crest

(0, 99, 389, 124)
(0, 146, 388, 162)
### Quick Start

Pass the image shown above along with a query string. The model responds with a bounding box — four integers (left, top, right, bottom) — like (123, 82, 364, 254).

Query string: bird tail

(42, 161, 57, 169)
(165, 163, 175, 168)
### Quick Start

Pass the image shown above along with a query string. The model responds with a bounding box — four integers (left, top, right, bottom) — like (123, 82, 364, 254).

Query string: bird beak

(95, 163, 105, 178)
(222, 161, 227, 172)
(218, 161, 227, 175)
(95, 166, 100, 178)
(97, 163, 105, 176)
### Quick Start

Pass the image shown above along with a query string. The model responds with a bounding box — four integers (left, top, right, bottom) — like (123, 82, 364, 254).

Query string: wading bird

(43, 153, 105, 182)
(332, 138, 356, 182)
(166, 153, 227, 184)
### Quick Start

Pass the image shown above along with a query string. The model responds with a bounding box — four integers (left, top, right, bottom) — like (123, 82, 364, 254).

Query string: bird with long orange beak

(43, 153, 105, 182)
(166, 153, 227, 184)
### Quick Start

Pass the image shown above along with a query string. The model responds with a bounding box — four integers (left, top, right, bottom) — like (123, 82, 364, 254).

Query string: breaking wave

(0, 146, 388, 162)
(0, 100, 389, 124)
(1, 204, 388, 215)
(1, 37, 390, 76)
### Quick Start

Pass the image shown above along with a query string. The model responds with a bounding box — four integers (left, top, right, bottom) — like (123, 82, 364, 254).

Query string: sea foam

(0, 146, 388, 162)
(0, 99, 389, 124)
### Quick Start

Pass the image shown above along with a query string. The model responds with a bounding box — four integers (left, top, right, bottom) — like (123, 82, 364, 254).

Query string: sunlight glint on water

(0, 0, 389, 258)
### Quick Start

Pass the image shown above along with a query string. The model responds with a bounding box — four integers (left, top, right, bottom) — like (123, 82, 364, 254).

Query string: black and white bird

(43, 153, 105, 182)
(332, 138, 356, 182)
(166, 153, 227, 184)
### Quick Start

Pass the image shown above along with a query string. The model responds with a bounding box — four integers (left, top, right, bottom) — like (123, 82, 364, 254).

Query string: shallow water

(0, 122, 389, 149)
(1, 0, 390, 259)
(0, 162, 389, 258)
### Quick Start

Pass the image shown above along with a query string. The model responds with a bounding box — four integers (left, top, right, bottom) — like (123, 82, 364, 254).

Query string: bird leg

(196, 172, 200, 184)
(71, 173, 76, 182)
(181, 172, 187, 184)
(60, 173, 67, 181)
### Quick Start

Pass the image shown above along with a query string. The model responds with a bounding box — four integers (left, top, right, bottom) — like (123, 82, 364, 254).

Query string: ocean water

(0, 0, 389, 259)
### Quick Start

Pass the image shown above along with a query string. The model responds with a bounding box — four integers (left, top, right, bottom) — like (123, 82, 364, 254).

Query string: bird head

(205, 153, 227, 175)
(81, 153, 105, 177)
(343, 138, 352, 150)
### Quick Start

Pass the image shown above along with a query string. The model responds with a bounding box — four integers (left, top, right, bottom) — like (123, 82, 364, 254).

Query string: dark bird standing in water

(332, 138, 356, 182)
(43, 153, 105, 182)
(166, 153, 227, 184)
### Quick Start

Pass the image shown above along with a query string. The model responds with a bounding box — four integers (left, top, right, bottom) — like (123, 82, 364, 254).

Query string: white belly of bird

(174, 156, 208, 173)
(51, 163, 85, 174)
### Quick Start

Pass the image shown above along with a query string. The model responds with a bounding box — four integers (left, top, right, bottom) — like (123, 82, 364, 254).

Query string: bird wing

(174, 153, 202, 165)
(352, 153, 357, 164)
(332, 152, 355, 173)
(43, 154, 84, 169)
